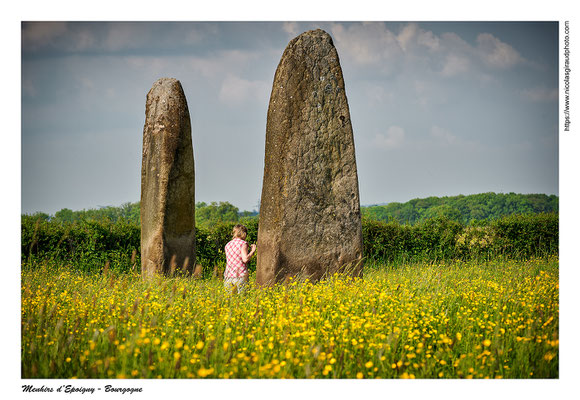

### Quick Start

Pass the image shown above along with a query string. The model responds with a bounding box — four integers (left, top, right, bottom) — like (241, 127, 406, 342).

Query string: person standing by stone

(256, 29, 364, 286)
(224, 224, 256, 293)
(141, 78, 195, 278)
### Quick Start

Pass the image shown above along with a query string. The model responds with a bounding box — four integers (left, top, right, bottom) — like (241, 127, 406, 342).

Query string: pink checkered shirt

(224, 238, 249, 278)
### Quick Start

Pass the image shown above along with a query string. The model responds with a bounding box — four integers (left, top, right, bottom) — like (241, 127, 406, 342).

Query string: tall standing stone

(256, 29, 363, 286)
(141, 78, 195, 278)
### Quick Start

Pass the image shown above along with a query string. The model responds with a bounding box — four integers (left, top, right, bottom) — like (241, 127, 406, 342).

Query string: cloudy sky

(21, 21, 559, 215)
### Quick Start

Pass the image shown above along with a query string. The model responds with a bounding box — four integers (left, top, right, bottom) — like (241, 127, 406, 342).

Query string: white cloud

(417, 29, 440, 52)
(521, 86, 558, 102)
(396, 23, 418, 52)
(395, 23, 440, 53)
(440, 32, 472, 51)
(282, 22, 300, 37)
(218, 74, 269, 105)
(440, 54, 471, 77)
(105, 88, 116, 99)
(428, 126, 484, 153)
(434, 31, 525, 77)
(476, 33, 524, 69)
(374, 126, 405, 149)
(330, 22, 403, 70)
(430, 126, 457, 145)
(329, 22, 525, 81)
(77, 77, 95, 91)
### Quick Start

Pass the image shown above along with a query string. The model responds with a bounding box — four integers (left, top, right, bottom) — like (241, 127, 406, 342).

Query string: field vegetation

(21, 194, 559, 379)
(21, 257, 558, 379)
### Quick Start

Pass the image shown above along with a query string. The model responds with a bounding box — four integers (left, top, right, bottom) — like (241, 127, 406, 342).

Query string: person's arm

(241, 243, 256, 263)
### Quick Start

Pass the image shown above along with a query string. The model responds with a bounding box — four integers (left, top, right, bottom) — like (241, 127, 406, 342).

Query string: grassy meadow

(21, 256, 558, 379)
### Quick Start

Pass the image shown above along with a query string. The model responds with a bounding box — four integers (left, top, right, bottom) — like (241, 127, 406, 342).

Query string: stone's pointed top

(290, 29, 334, 46)
(146, 78, 187, 106)
(154, 77, 180, 85)
(299, 28, 330, 37)
(149, 78, 183, 93)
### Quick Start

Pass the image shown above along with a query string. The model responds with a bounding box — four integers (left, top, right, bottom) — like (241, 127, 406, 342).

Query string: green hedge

(490, 212, 559, 258)
(21, 216, 141, 272)
(362, 213, 558, 264)
(21, 212, 558, 273)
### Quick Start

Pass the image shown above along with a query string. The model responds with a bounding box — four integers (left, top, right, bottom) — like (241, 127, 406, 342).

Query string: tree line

(28, 192, 557, 227)
(362, 192, 558, 225)
(28, 201, 258, 228)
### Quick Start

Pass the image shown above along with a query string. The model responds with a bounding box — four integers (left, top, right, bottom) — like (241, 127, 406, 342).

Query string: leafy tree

(424, 204, 464, 224)
(196, 201, 240, 228)
(29, 212, 50, 221)
(54, 208, 75, 223)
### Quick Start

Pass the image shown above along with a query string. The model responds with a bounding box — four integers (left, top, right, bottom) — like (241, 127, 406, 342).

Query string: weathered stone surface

(256, 29, 363, 286)
(141, 78, 195, 278)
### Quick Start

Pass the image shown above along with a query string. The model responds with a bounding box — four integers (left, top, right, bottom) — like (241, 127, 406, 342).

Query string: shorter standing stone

(140, 78, 195, 278)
